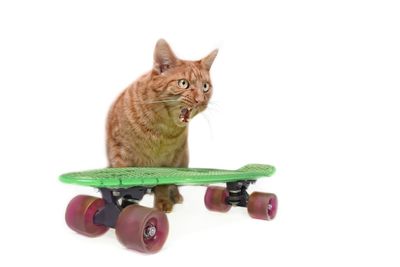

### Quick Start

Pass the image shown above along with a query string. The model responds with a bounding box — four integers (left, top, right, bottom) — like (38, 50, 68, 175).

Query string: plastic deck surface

(59, 164, 275, 188)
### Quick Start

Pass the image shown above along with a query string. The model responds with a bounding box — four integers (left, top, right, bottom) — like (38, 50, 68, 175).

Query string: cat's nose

(194, 91, 205, 105)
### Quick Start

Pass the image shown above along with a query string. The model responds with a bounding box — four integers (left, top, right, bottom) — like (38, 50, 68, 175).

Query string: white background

(1, 0, 399, 266)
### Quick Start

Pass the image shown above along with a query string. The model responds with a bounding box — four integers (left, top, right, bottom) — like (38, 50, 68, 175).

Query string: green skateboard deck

(59, 164, 275, 188)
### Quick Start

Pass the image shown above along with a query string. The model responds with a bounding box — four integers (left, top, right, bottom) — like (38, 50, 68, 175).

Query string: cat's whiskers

(203, 101, 219, 112)
(199, 111, 214, 139)
(131, 98, 181, 105)
(207, 100, 219, 107)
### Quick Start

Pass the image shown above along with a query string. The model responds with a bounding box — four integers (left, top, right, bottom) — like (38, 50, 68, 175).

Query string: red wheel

(115, 205, 169, 254)
(65, 195, 109, 237)
(204, 186, 231, 212)
(247, 192, 278, 220)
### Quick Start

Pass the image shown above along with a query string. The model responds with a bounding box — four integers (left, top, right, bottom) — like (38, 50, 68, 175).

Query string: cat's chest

(136, 137, 187, 167)
(147, 136, 185, 155)
(122, 120, 188, 164)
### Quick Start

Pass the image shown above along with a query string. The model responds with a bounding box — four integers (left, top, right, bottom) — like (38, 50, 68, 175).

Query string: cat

(106, 39, 218, 212)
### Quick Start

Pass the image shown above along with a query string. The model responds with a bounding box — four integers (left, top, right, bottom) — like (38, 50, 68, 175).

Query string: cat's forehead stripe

(185, 63, 207, 81)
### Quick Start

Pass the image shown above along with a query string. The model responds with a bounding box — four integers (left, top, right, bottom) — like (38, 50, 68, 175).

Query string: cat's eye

(202, 82, 210, 92)
(178, 79, 190, 89)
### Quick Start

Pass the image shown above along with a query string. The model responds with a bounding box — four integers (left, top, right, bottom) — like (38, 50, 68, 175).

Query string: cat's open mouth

(179, 107, 192, 123)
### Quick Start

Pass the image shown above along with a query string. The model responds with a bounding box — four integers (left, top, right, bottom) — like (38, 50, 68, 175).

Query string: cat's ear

(153, 39, 177, 74)
(201, 49, 218, 71)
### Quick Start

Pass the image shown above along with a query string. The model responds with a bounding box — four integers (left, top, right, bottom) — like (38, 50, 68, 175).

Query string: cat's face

(159, 62, 214, 127)
(151, 39, 218, 127)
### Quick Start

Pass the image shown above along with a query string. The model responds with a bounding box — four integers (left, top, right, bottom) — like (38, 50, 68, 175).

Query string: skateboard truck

(226, 180, 254, 207)
(94, 187, 148, 228)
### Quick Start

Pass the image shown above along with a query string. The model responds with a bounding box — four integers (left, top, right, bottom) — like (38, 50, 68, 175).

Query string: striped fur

(106, 39, 217, 212)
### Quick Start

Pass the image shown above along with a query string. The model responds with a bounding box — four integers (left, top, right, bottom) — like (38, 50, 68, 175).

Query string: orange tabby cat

(106, 39, 218, 212)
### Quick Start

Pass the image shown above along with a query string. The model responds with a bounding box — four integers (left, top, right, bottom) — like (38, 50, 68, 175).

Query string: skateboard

(60, 164, 277, 254)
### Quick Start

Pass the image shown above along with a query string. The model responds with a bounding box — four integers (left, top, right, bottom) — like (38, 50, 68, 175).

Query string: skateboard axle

(144, 224, 157, 239)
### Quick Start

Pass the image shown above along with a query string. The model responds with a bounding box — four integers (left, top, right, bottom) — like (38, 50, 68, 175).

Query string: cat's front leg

(153, 185, 183, 213)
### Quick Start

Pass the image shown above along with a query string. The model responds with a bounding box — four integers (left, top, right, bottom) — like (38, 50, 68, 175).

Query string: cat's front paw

(155, 198, 174, 213)
(171, 190, 184, 204)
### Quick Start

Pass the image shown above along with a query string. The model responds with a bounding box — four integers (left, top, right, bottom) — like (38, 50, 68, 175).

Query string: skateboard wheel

(204, 186, 231, 212)
(115, 205, 169, 254)
(247, 192, 278, 220)
(65, 195, 109, 237)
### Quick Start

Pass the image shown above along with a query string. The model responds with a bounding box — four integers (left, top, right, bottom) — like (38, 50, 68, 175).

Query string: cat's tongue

(179, 108, 191, 123)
